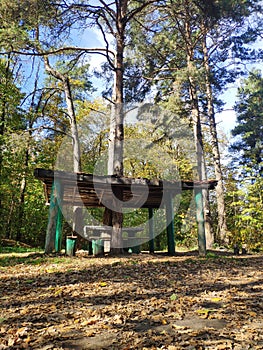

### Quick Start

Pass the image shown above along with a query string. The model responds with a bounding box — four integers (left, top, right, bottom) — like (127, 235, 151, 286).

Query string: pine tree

(230, 69, 263, 178)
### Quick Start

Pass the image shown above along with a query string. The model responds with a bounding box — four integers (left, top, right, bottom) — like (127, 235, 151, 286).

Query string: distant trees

(230, 69, 263, 177)
(227, 176, 263, 251)
(227, 70, 263, 251)
(0, 56, 23, 239)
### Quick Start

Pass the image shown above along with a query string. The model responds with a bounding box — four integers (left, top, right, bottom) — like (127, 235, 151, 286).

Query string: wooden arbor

(34, 168, 217, 256)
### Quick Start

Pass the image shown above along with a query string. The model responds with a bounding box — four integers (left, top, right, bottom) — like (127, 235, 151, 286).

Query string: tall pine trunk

(202, 28, 228, 245)
(44, 57, 82, 252)
(0, 56, 10, 238)
(185, 19, 213, 248)
(104, 2, 127, 254)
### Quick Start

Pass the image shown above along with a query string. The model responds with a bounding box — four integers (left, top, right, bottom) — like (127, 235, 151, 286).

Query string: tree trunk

(43, 57, 81, 174)
(16, 129, 32, 243)
(44, 57, 83, 251)
(185, 19, 212, 249)
(6, 197, 15, 239)
(103, 1, 128, 254)
(16, 171, 27, 242)
(62, 77, 85, 248)
(202, 28, 228, 245)
(63, 77, 81, 173)
(0, 56, 10, 238)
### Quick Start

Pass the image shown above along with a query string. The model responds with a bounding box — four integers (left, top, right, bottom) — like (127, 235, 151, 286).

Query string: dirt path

(0, 252, 262, 349)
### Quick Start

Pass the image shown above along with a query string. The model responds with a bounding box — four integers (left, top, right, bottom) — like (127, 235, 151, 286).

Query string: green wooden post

(165, 193, 175, 255)
(54, 180, 63, 253)
(55, 203, 63, 252)
(195, 189, 206, 256)
(45, 180, 63, 254)
(148, 208, 154, 254)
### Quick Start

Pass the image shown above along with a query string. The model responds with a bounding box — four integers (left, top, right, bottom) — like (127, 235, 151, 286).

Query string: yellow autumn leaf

(196, 309, 209, 314)
(196, 308, 218, 319)
(46, 269, 54, 273)
(210, 297, 222, 302)
(54, 287, 63, 296)
(196, 309, 209, 318)
(172, 324, 186, 330)
(99, 281, 107, 287)
(161, 319, 168, 325)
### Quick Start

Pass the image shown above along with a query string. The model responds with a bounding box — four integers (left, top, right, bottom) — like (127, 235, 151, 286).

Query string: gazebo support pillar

(148, 208, 155, 253)
(195, 188, 206, 256)
(45, 180, 63, 254)
(166, 193, 175, 255)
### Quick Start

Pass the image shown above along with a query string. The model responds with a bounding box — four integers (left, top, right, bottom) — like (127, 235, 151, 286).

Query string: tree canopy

(230, 69, 263, 177)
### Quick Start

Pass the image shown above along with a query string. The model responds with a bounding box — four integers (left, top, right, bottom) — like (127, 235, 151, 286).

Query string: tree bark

(63, 77, 81, 173)
(16, 167, 27, 242)
(0, 56, 10, 238)
(185, 18, 213, 249)
(202, 27, 228, 245)
(43, 57, 83, 251)
(102, 0, 128, 254)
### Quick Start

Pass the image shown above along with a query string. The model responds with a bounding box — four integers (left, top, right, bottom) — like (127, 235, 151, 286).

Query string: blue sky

(216, 88, 237, 135)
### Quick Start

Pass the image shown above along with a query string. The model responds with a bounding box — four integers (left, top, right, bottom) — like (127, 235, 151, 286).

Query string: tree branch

(0, 46, 116, 58)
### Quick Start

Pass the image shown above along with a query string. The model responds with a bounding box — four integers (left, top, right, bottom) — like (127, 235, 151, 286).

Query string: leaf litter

(0, 253, 262, 349)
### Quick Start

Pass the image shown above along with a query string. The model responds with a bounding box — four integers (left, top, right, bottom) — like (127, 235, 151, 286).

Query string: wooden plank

(35, 168, 217, 190)
(34, 168, 218, 210)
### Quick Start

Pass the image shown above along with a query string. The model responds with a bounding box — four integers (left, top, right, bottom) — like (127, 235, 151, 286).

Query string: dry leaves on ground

(0, 252, 262, 349)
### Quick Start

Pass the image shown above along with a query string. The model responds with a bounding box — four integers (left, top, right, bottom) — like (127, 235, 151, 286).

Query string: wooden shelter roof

(34, 168, 217, 209)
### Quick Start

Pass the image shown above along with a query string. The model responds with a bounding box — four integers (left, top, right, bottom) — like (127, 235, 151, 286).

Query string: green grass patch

(0, 253, 73, 267)
(0, 246, 42, 254)
(0, 255, 47, 267)
(205, 252, 220, 259)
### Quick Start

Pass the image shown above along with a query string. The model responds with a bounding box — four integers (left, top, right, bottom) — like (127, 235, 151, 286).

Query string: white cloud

(216, 109, 237, 135)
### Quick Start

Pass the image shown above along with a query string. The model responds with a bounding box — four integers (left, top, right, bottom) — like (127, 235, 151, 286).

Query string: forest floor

(0, 250, 262, 350)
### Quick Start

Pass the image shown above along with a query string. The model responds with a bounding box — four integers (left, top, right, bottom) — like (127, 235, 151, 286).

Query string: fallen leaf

(170, 293, 178, 301)
(172, 324, 186, 330)
(99, 281, 107, 287)
(210, 297, 222, 302)
(54, 287, 63, 296)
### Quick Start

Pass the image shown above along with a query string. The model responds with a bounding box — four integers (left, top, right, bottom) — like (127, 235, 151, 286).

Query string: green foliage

(227, 70, 263, 251)
(227, 176, 263, 251)
(0, 133, 51, 244)
(0, 0, 57, 50)
(230, 69, 263, 176)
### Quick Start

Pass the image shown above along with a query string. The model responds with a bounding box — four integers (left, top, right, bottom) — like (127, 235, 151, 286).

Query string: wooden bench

(83, 225, 147, 254)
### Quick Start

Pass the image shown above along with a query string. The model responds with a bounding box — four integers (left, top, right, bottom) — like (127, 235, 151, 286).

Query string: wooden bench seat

(83, 225, 147, 254)
(84, 225, 145, 239)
